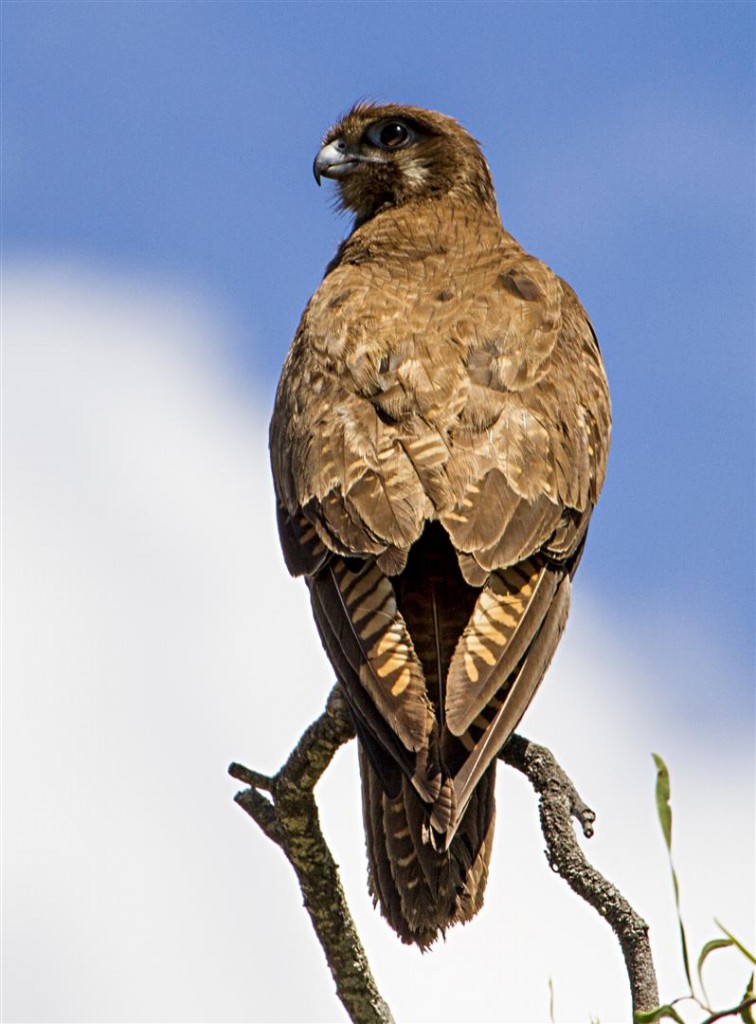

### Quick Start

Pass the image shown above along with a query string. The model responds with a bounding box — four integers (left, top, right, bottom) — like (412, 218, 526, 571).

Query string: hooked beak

(313, 137, 361, 185)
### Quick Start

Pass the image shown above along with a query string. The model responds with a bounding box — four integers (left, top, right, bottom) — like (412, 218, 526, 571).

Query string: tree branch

(500, 733, 659, 1014)
(231, 692, 658, 1022)
(229, 686, 394, 1024)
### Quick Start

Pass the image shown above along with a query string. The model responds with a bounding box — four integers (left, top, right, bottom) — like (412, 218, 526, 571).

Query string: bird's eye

(380, 123, 409, 147)
(366, 121, 414, 150)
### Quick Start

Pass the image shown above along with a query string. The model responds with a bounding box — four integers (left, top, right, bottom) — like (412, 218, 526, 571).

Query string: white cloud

(2, 265, 752, 1023)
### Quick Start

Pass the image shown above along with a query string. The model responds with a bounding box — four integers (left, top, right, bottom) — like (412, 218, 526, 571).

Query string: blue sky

(2, 5, 754, 1019)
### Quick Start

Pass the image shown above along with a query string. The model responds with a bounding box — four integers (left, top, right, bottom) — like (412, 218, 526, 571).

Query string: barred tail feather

(359, 746, 496, 949)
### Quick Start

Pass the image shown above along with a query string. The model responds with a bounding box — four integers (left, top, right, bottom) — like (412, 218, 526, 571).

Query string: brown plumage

(269, 102, 611, 948)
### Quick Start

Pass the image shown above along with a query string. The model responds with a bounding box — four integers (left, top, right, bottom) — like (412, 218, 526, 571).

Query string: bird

(269, 102, 611, 948)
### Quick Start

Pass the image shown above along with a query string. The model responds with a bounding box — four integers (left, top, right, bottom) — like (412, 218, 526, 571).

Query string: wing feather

(318, 561, 432, 752)
(309, 575, 419, 786)
(452, 574, 571, 819)
(445, 557, 559, 735)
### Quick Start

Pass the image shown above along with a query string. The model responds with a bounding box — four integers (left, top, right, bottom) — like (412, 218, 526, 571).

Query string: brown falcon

(269, 103, 611, 948)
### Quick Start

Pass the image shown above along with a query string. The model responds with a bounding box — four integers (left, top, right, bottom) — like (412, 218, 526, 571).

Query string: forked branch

(230, 687, 658, 1023)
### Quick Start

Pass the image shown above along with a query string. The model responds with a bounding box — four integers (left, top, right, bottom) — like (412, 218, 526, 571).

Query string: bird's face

(313, 103, 497, 224)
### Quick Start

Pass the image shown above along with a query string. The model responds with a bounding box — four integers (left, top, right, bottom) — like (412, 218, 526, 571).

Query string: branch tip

(228, 761, 274, 790)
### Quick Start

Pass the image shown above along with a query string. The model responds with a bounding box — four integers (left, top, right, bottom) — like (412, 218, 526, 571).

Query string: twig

(230, 686, 394, 1024)
(700, 997, 756, 1024)
(500, 733, 659, 1014)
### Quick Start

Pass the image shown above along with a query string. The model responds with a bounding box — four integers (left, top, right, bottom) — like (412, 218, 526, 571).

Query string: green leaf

(716, 921, 756, 966)
(739, 973, 755, 1023)
(634, 1004, 686, 1024)
(653, 753, 672, 849)
(697, 937, 735, 1003)
(652, 754, 693, 990)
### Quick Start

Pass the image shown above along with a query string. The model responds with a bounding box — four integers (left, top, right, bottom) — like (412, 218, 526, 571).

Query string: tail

(359, 745, 496, 948)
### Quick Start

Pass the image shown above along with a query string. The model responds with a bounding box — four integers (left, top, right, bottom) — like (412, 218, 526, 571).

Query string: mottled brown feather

(269, 102, 611, 946)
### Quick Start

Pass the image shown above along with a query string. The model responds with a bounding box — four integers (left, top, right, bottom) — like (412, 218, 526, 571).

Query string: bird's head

(313, 102, 499, 225)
